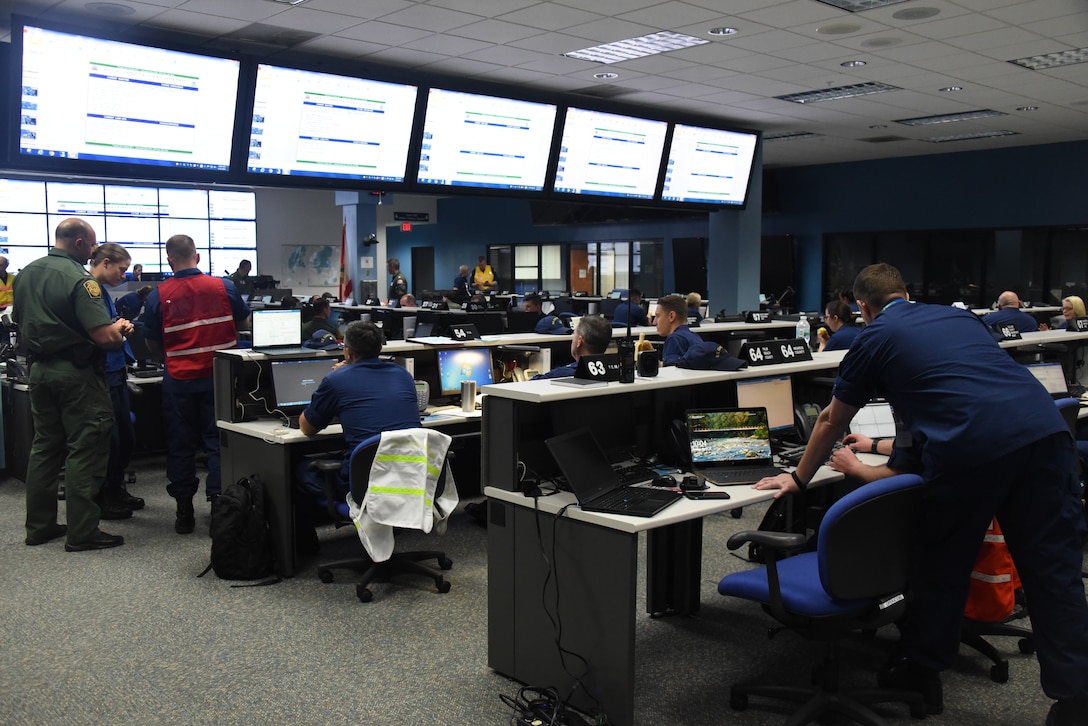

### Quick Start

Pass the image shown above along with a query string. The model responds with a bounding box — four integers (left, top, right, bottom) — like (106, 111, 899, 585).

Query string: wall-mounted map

(281, 244, 338, 288)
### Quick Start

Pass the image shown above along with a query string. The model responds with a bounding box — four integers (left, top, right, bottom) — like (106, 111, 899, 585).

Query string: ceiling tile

(380, 4, 484, 33)
(428, 0, 539, 16)
(169, 0, 283, 23)
(402, 34, 492, 57)
(334, 20, 433, 45)
(447, 19, 542, 44)
(616, 1, 723, 29)
(497, 3, 604, 32)
(304, 0, 414, 19)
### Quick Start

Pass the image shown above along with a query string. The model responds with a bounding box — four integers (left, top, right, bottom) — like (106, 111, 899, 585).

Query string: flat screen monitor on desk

(1026, 361, 1068, 396)
(251, 308, 302, 350)
(735, 374, 795, 433)
(269, 358, 337, 412)
(437, 348, 494, 397)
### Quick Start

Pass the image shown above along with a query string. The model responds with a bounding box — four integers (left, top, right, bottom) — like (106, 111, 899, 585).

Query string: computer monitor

(269, 358, 337, 412)
(1025, 361, 1068, 396)
(436, 348, 494, 397)
(735, 374, 794, 433)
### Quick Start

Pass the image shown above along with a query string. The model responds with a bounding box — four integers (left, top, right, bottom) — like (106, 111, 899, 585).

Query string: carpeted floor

(0, 454, 1075, 725)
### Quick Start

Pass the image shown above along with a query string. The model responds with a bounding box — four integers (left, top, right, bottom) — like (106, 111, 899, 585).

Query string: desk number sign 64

(742, 338, 814, 366)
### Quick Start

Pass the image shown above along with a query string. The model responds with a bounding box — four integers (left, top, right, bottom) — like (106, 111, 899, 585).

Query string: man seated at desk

(654, 294, 703, 365)
(612, 288, 648, 327)
(532, 316, 611, 380)
(302, 298, 339, 340)
(523, 293, 571, 335)
(982, 291, 1038, 334)
(294, 321, 421, 547)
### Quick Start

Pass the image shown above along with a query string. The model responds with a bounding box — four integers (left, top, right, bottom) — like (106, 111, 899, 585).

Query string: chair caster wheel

(990, 661, 1009, 683)
(730, 690, 748, 711)
(437, 579, 451, 594)
(356, 585, 373, 602)
(438, 556, 453, 570)
(318, 569, 334, 583)
(1018, 638, 1035, 654)
(731, 508, 743, 519)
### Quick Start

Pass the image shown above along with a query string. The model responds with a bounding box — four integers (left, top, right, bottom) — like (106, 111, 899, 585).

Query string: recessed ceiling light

(564, 31, 708, 64)
(895, 109, 1008, 125)
(818, 23, 862, 35)
(815, 0, 912, 11)
(893, 7, 940, 20)
(708, 27, 737, 36)
(593, 72, 619, 80)
(860, 37, 902, 49)
(841, 60, 867, 68)
(85, 2, 136, 15)
(923, 130, 1018, 143)
(777, 81, 900, 104)
(939, 86, 963, 92)
(1017, 105, 1039, 111)
(763, 131, 822, 141)
(1009, 48, 1088, 70)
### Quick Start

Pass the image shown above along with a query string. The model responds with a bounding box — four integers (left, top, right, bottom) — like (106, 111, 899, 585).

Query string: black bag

(200, 476, 279, 586)
(747, 494, 812, 564)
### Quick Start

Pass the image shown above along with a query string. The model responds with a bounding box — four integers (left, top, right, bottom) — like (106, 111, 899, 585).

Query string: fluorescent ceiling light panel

(563, 31, 709, 64)
(764, 131, 822, 141)
(776, 81, 900, 104)
(1009, 48, 1088, 70)
(814, 0, 912, 11)
(924, 130, 1018, 143)
(895, 109, 1007, 125)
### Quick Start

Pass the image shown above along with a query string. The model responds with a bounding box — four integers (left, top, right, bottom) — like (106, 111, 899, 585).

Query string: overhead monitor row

(9, 21, 760, 209)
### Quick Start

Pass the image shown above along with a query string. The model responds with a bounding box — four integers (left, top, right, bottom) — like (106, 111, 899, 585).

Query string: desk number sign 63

(741, 338, 814, 366)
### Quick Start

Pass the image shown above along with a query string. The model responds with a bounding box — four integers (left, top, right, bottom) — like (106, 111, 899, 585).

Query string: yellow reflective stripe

(370, 486, 426, 496)
(376, 453, 427, 464)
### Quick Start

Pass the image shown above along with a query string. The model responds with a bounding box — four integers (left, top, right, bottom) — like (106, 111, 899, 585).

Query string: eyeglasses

(1062, 306, 1074, 311)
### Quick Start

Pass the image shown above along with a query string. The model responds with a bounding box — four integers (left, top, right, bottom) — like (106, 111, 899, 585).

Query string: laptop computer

(1025, 361, 1069, 398)
(545, 429, 681, 517)
(250, 309, 316, 356)
(685, 407, 785, 485)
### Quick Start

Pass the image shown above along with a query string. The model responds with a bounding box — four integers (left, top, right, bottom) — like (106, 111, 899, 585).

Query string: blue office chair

(718, 473, 927, 724)
(309, 430, 455, 603)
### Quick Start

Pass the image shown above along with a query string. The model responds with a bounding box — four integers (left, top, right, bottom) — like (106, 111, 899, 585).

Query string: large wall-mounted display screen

(247, 64, 418, 182)
(17, 25, 240, 171)
(552, 107, 667, 200)
(0, 178, 256, 277)
(661, 124, 759, 207)
(416, 88, 556, 191)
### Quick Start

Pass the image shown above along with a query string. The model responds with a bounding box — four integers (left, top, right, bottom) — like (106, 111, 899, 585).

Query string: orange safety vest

(159, 274, 237, 380)
(965, 518, 1020, 622)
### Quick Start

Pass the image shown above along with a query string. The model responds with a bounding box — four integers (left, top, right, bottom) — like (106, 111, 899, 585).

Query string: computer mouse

(651, 475, 676, 487)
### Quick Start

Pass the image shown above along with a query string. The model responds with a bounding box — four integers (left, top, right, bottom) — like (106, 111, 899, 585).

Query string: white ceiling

(3, 0, 1088, 169)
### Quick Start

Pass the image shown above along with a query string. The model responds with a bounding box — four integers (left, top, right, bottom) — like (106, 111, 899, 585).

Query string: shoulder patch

(83, 279, 102, 299)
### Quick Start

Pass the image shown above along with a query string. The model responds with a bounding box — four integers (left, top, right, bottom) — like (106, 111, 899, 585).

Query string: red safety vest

(965, 518, 1020, 623)
(159, 274, 237, 380)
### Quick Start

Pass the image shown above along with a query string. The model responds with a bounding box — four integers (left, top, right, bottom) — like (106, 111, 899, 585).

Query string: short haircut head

(524, 292, 542, 309)
(657, 294, 686, 320)
(459, 264, 469, 275)
(239, 259, 252, 270)
(577, 316, 612, 355)
(686, 292, 701, 307)
(165, 234, 197, 263)
(313, 298, 330, 315)
(344, 321, 383, 359)
(55, 217, 94, 247)
(89, 242, 131, 268)
(629, 288, 642, 299)
(387, 257, 400, 270)
(137, 285, 152, 298)
(853, 263, 907, 310)
(997, 291, 1020, 309)
(825, 299, 853, 322)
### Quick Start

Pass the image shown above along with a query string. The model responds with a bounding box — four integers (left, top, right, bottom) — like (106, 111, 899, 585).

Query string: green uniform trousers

(25, 359, 114, 545)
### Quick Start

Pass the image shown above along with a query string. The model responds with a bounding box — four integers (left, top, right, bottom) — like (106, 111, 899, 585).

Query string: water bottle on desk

(796, 313, 811, 349)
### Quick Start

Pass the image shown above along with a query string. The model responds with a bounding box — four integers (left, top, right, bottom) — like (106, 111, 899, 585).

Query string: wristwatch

(870, 439, 881, 455)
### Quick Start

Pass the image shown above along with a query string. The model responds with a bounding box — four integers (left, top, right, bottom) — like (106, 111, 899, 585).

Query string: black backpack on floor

(199, 475, 279, 586)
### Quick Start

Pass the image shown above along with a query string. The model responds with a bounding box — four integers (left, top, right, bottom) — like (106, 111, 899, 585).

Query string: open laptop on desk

(686, 407, 785, 485)
(251, 309, 317, 356)
(546, 429, 681, 517)
(1025, 361, 1071, 398)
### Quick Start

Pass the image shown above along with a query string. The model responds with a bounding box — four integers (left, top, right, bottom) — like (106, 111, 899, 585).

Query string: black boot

(118, 486, 145, 510)
(1047, 699, 1088, 726)
(96, 492, 134, 521)
(174, 498, 195, 534)
(877, 656, 943, 715)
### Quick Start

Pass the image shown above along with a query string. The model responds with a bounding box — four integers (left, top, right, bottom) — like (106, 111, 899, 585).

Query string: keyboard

(592, 486, 658, 511)
(612, 461, 657, 485)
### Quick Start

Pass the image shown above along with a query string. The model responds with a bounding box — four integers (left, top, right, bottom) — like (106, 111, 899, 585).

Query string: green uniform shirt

(12, 247, 112, 357)
(302, 317, 339, 340)
(228, 271, 255, 296)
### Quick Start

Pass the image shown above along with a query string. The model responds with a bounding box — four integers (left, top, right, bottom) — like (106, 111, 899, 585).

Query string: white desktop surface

(481, 350, 847, 403)
(217, 405, 481, 443)
(484, 465, 842, 535)
(998, 329, 1088, 348)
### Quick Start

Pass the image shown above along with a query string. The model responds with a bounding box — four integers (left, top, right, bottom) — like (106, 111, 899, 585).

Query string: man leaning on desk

(293, 321, 420, 549)
(752, 262, 1088, 725)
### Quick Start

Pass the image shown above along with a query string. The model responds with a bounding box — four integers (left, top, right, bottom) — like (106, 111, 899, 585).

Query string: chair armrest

(308, 457, 349, 524)
(727, 529, 807, 553)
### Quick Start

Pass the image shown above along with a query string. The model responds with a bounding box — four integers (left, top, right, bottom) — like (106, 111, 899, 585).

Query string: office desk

(486, 466, 844, 726)
(218, 409, 481, 578)
(998, 329, 1088, 349)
